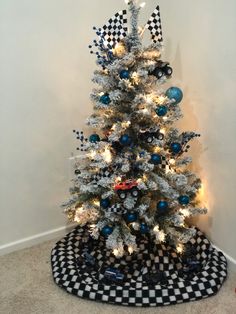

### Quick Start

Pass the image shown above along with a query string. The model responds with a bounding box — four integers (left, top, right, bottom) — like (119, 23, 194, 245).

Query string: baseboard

(0, 224, 77, 257)
(213, 244, 236, 272)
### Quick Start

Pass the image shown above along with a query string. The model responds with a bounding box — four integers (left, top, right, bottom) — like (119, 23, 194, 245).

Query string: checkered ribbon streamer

(91, 169, 111, 185)
(145, 5, 163, 43)
(101, 10, 128, 48)
(107, 204, 126, 214)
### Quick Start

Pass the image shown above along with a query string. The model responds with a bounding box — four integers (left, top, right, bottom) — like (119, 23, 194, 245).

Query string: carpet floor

(0, 238, 235, 314)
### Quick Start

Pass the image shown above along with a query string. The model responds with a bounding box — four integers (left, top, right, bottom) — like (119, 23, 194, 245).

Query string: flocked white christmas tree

(63, 0, 207, 258)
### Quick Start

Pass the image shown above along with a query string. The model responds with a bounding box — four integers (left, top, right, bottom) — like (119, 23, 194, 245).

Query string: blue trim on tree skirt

(51, 226, 227, 307)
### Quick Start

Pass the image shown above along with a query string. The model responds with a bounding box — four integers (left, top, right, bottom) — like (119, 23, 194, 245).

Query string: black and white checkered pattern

(91, 169, 112, 185)
(101, 10, 128, 48)
(107, 204, 125, 214)
(146, 6, 163, 43)
(51, 227, 227, 307)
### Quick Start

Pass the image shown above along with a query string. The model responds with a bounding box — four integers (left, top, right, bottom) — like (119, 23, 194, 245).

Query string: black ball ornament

(119, 69, 130, 80)
(99, 94, 111, 105)
(100, 198, 110, 209)
(101, 225, 113, 237)
(125, 212, 138, 223)
(178, 195, 190, 206)
(170, 142, 182, 154)
(150, 154, 162, 165)
(119, 134, 132, 146)
(89, 134, 100, 143)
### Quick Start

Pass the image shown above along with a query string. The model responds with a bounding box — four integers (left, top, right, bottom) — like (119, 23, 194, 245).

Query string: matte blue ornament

(99, 94, 111, 105)
(178, 195, 190, 206)
(170, 142, 182, 154)
(101, 225, 113, 237)
(140, 223, 149, 234)
(156, 105, 168, 117)
(166, 87, 183, 104)
(89, 134, 100, 143)
(125, 212, 138, 223)
(119, 134, 132, 146)
(157, 201, 169, 214)
(100, 198, 110, 209)
(119, 69, 130, 80)
(150, 154, 162, 165)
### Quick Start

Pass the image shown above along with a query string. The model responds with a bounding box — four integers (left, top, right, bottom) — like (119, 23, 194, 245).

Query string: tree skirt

(51, 226, 227, 307)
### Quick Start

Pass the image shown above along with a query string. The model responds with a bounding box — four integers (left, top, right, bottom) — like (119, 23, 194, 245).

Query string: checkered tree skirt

(51, 226, 227, 307)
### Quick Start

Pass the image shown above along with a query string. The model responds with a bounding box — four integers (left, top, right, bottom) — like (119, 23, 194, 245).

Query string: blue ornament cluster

(125, 212, 138, 223)
(119, 134, 132, 146)
(170, 142, 182, 154)
(150, 154, 162, 165)
(157, 201, 169, 215)
(100, 198, 110, 209)
(140, 223, 149, 234)
(166, 87, 183, 105)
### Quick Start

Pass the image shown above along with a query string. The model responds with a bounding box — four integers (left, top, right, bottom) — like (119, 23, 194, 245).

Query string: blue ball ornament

(125, 212, 138, 223)
(140, 223, 149, 234)
(166, 87, 183, 104)
(119, 134, 132, 146)
(100, 198, 110, 209)
(99, 94, 111, 105)
(170, 142, 182, 154)
(119, 69, 130, 80)
(178, 195, 190, 206)
(150, 154, 162, 165)
(101, 225, 113, 237)
(157, 201, 169, 214)
(156, 105, 168, 117)
(89, 134, 100, 143)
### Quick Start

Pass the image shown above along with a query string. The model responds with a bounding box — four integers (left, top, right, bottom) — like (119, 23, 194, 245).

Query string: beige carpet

(0, 239, 235, 314)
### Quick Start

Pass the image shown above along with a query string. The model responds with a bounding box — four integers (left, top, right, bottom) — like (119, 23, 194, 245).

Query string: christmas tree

(52, 0, 227, 307)
(65, 1, 207, 258)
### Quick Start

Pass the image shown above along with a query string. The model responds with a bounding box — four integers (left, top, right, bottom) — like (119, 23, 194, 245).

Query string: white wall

(0, 0, 236, 261)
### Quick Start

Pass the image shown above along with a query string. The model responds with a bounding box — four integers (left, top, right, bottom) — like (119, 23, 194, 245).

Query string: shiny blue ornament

(140, 223, 149, 234)
(119, 69, 130, 80)
(101, 225, 113, 237)
(156, 105, 168, 117)
(150, 154, 162, 165)
(119, 134, 132, 146)
(166, 87, 183, 104)
(89, 134, 100, 143)
(100, 198, 110, 209)
(170, 142, 182, 154)
(157, 201, 169, 214)
(178, 195, 190, 206)
(99, 94, 111, 105)
(125, 212, 138, 223)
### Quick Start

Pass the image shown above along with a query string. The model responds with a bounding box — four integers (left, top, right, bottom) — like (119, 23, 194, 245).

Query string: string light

(160, 128, 166, 135)
(74, 207, 84, 223)
(113, 249, 119, 256)
(176, 244, 184, 253)
(89, 150, 96, 159)
(121, 121, 131, 128)
(169, 158, 176, 165)
(102, 147, 112, 163)
(93, 200, 100, 207)
(140, 2, 146, 8)
(180, 208, 190, 217)
(128, 246, 134, 254)
(115, 176, 122, 183)
(158, 95, 166, 104)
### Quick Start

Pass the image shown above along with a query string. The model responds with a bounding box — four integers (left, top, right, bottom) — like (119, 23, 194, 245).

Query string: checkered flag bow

(100, 10, 128, 48)
(145, 5, 163, 43)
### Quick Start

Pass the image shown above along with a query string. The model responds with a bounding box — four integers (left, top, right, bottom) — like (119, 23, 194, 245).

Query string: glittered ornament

(101, 225, 113, 237)
(178, 195, 190, 206)
(170, 142, 182, 154)
(125, 212, 138, 223)
(119, 69, 130, 80)
(140, 223, 149, 234)
(165, 87, 183, 104)
(150, 154, 162, 165)
(156, 105, 168, 117)
(89, 134, 100, 143)
(99, 94, 111, 105)
(100, 198, 110, 209)
(157, 201, 169, 214)
(119, 134, 132, 146)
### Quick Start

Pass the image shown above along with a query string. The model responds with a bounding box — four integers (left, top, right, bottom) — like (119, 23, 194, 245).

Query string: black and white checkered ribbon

(107, 204, 126, 214)
(145, 5, 163, 43)
(91, 169, 111, 185)
(101, 10, 128, 48)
